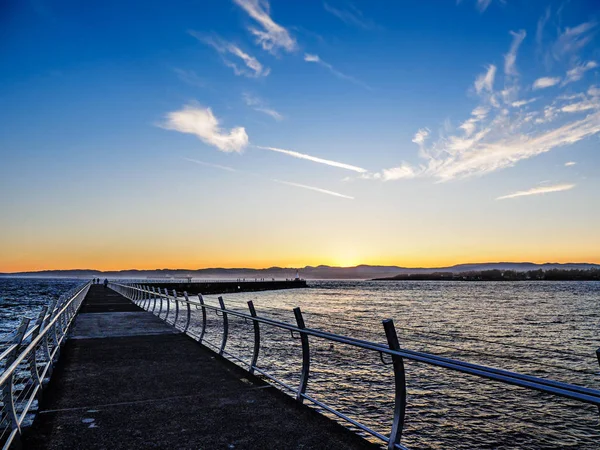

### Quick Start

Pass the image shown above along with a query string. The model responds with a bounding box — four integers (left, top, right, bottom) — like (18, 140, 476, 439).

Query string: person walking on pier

(103, 278, 108, 288)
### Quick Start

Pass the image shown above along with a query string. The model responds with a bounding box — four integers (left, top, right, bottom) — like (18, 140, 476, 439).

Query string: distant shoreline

(374, 268, 600, 282)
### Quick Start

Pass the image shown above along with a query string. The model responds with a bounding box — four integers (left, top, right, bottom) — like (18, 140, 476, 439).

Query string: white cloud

(511, 98, 538, 108)
(504, 30, 526, 76)
(323, 3, 380, 30)
(370, 23, 600, 184)
(173, 68, 205, 87)
(533, 76, 561, 90)
(162, 105, 249, 153)
(191, 32, 269, 78)
(184, 158, 237, 172)
(255, 145, 367, 172)
(563, 61, 598, 85)
(564, 161, 576, 167)
(382, 164, 417, 181)
(553, 21, 597, 60)
(561, 99, 599, 113)
(474, 65, 496, 95)
(304, 53, 370, 89)
(243, 93, 284, 121)
(233, 0, 297, 54)
(497, 183, 575, 200)
(412, 128, 430, 145)
(273, 179, 353, 199)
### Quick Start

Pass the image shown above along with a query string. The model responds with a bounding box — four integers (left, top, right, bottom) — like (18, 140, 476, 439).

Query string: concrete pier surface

(23, 285, 378, 449)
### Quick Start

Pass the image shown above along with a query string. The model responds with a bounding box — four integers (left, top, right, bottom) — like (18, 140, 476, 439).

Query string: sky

(1, 0, 599, 272)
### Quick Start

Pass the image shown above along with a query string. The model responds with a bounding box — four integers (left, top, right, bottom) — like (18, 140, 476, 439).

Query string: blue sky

(1, 0, 599, 271)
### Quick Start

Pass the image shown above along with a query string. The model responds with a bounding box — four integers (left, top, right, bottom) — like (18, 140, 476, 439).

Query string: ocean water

(1, 278, 599, 449)
(0, 278, 80, 339)
(197, 280, 600, 449)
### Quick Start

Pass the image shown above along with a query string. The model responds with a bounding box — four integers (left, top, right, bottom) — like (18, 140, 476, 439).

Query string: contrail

(255, 145, 367, 173)
(273, 179, 354, 199)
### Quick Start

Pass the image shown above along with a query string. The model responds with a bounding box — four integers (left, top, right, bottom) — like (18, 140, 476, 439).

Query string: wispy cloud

(536, 7, 551, 47)
(368, 26, 600, 183)
(243, 93, 284, 121)
(563, 61, 598, 85)
(474, 64, 496, 94)
(190, 32, 270, 78)
(304, 53, 370, 89)
(174, 68, 206, 87)
(255, 145, 367, 173)
(497, 183, 575, 200)
(564, 161, 576, 167)
(552, 21, 597, 61)
(232, 0, 297, 54)
(457, 0, 496, 13)
(504, 30, 526, 76)
(184, 157, 237, 172)
(161, 104, 249, 153)
(273, 179, 354, 199)
(323, 3, 380, 30)
(533, 76, 561, 90)
(511, 98, 538, 107)
(381, 164, 417, 181)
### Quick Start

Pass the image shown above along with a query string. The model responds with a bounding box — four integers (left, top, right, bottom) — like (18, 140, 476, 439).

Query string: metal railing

(111, 282, 600, 450)
(0, 281, 91, 449)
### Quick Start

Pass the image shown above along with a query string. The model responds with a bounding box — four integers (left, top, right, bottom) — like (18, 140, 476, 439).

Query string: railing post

(382, 319, 407, 450)
(183, 291, 191, 333)
(28, 306, 48, 390)
(218, 296, 228, 356)
(157, 288, 163, 318)
(294, 307, 310, 403)
(198, 295, 207, 344)
(164, 288, 170, 323)
(1, 318, 31, 440)
(151, 287, 158, 314)
(43, 299, 57, 366)
(173, 289, 180, 328)
(248, 301, 260, 374)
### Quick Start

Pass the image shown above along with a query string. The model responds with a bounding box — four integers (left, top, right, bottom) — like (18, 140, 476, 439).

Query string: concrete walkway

(23, 285, 379, 450)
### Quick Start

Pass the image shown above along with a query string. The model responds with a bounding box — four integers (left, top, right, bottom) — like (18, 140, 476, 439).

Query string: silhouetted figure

(103, 278, 108, 288)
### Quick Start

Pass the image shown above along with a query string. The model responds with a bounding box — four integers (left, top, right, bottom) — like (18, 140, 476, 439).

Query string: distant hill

(1, 262, 599, 280)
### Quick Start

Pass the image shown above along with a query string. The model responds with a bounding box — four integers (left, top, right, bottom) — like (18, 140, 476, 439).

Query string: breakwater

(138, 279, 307, 295)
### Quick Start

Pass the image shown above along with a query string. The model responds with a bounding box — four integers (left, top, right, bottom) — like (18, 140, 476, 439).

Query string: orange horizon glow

(2, 254, 599, 273)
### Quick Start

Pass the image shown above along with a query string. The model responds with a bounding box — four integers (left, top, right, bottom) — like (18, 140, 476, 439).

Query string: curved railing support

(1, 318, 31, 441)
(164, 288, 170, 323)
(173, 289, 180, 328)
(198, 295, 207, 343)
(382, 319, 407, 450)
(218, 296, 228, 356)
(151, 287, 157, 314)
(248, 301, 260, 374)
(183, 291, 192, 333)
(294, 307, 310, 403)
(28, 306, 48, 389)
(157, 287, 163, 318)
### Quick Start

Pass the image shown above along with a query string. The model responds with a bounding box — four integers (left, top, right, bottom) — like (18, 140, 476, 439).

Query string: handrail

(111, 282, 600, 449)
(0, 280, 91, 449)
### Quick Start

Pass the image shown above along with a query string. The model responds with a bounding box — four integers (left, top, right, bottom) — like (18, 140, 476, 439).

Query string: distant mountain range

(1, 262, 599, 280)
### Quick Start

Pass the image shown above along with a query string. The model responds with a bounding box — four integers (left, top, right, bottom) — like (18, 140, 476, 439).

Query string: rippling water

(0, 278, 80, 338)
(197, 281, 600, 449)
(1, 279, 599, 449)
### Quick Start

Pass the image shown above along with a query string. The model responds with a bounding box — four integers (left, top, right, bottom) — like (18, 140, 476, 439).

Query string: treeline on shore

(376, 268, 600, 281)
